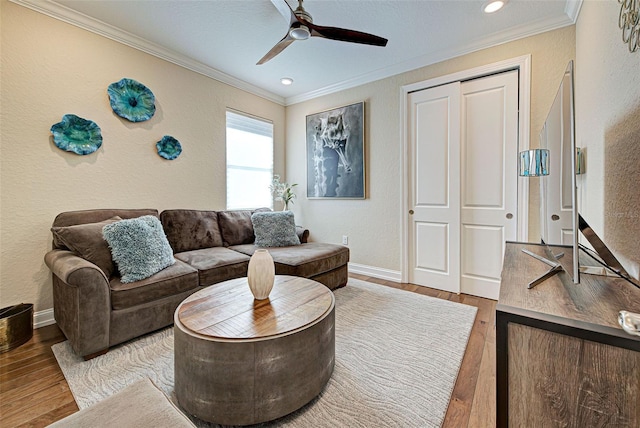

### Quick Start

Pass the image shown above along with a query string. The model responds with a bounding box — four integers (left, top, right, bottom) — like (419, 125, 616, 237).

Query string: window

(226, 110, 274, 210)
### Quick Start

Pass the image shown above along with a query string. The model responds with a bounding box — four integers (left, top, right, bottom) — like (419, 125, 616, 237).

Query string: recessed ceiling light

(483, 0, 507, 13)
(281, 77, 294, 85)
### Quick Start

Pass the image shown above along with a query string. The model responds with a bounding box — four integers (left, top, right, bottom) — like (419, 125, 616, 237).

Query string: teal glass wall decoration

(156, 135, 182, 160)
(50, 114, 103, 155)
(107, 78, 156, 122)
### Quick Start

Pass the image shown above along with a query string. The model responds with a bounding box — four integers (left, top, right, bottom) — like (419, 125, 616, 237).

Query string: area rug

(52, 278, 477, 427)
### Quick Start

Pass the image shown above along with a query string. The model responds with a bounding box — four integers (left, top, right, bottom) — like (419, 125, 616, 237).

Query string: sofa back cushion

(52, 209, 158, 249)
(51, 216, 122, 278)
(218, 208, 271, 246)
(160, 210, 223, 253)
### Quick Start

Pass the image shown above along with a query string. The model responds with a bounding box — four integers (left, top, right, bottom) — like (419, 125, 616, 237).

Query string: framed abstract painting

(306, 101, 365, 198)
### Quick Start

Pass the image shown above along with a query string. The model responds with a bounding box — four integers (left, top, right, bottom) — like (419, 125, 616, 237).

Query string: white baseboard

(348, 263, 402, 283)
(34, 308, 56, 329)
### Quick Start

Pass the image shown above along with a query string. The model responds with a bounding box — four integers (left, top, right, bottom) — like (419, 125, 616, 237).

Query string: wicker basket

(0, 303, 33, 353)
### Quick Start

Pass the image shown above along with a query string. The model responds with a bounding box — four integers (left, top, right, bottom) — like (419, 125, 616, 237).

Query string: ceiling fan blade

(270, 0, 298, 26)
(257, 33, 296, 65)
(308, 22, 388, 47)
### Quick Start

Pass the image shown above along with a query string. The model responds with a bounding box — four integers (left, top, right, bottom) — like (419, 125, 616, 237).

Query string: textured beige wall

(286, 26, 575, 273)
(576, 0, 640, 278)
(0, 1, 285, 311)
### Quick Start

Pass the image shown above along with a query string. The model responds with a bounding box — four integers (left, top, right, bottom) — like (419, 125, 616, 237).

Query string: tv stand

(497, 242, 640, 427)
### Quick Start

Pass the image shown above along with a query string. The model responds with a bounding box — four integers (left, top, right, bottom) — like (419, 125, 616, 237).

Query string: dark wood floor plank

(0, 350, 60, 378)
(442, 297, 495, 427)
(443, 295, 495, 427)
(0, 336, 66, 368)
(0, 325, 63, 364)
(0, 370, 66, 404)
(0, 353, 59, 385)
(468, 304, 497, 427)
(1, 382, 75, 427)
(2, 274, 496, 427)
(0, 363, 68, 394)
(14, 401, 79, 428)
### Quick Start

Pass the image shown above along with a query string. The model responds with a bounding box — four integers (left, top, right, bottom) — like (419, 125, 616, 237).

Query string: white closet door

(408, 82, 461, 294)
(459, 70, 519, 300)
(408, 70, 519, 300)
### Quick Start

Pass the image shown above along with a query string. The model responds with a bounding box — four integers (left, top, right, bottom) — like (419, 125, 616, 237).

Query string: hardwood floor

(0, 274, 496, 427)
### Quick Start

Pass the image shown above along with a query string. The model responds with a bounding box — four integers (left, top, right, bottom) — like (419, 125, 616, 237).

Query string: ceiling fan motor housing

(294, 0, 313, 23)
(291, 0, 312, 40)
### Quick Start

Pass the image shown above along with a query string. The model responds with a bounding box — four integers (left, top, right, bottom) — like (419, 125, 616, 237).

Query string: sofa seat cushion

(230, 243, 349, 278)
(175, 247, 251, 287)
(109, 260, 198, 310)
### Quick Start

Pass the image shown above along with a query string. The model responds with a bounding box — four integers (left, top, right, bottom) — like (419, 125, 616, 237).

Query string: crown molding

(10, 0, 286, 106)
(565, 0, 583, 23)
(285, 11, 576, 105)
(11, 0, 580, 107)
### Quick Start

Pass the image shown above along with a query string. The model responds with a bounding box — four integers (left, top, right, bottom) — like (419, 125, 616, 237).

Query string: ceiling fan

(257, 0, 388, 65)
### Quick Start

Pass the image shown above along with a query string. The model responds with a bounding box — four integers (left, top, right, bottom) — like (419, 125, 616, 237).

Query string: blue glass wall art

(107, 78, 156, 122)
(156, 135, 182, 160)
(50, 114, 103, 155)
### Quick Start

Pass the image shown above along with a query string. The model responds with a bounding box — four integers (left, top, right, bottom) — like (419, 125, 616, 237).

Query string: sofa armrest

(296, 226, 310, 244)
(45, 249, 109, 284)
(44, 249, 111, 357)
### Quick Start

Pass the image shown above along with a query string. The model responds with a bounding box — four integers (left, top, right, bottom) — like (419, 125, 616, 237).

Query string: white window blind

(226, 110, 274, 210)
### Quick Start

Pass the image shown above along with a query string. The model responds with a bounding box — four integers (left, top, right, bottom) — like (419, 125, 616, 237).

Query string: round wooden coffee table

(174, 275, 335, 426)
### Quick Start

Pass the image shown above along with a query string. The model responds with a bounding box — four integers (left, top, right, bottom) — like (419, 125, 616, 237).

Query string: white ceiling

(16, 0, 580, 105)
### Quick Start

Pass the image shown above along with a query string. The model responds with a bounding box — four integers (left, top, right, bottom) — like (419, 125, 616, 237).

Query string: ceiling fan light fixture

(257, 0, 387, 64)
(483, 0, 507, 13)
(280, 77, 294, 85)
(289, 25, 311, 40)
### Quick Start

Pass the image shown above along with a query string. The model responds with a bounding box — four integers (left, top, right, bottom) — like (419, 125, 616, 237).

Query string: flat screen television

(521, 61, 579, 287)
(525, 61, 638, 289)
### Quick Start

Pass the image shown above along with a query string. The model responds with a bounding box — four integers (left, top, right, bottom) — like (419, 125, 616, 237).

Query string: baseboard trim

(349, 263, 402, 283)
(34, 308, 56, 329)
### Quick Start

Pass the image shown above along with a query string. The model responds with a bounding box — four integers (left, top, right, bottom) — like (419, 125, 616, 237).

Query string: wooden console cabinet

(496, 242, 640, 427)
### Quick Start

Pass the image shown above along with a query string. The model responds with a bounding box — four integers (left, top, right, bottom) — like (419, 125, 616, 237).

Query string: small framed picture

(306, 101, 365, 199)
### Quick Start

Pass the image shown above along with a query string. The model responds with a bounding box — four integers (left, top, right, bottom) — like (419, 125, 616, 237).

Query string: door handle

(409, 210, 414, 215)
(551, 214, 560, 221)
(506, 213, 513, 219)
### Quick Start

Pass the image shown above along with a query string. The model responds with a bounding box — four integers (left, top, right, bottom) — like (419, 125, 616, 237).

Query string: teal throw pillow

(251, 211, 301, 247)
(102, 215, 175, 283)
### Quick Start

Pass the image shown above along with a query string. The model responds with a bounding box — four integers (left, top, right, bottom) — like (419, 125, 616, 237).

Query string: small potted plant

(270, 175, 297, 211)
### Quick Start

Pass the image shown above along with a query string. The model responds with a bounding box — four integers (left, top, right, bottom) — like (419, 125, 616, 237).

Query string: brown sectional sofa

(44, 208, 349, 358)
